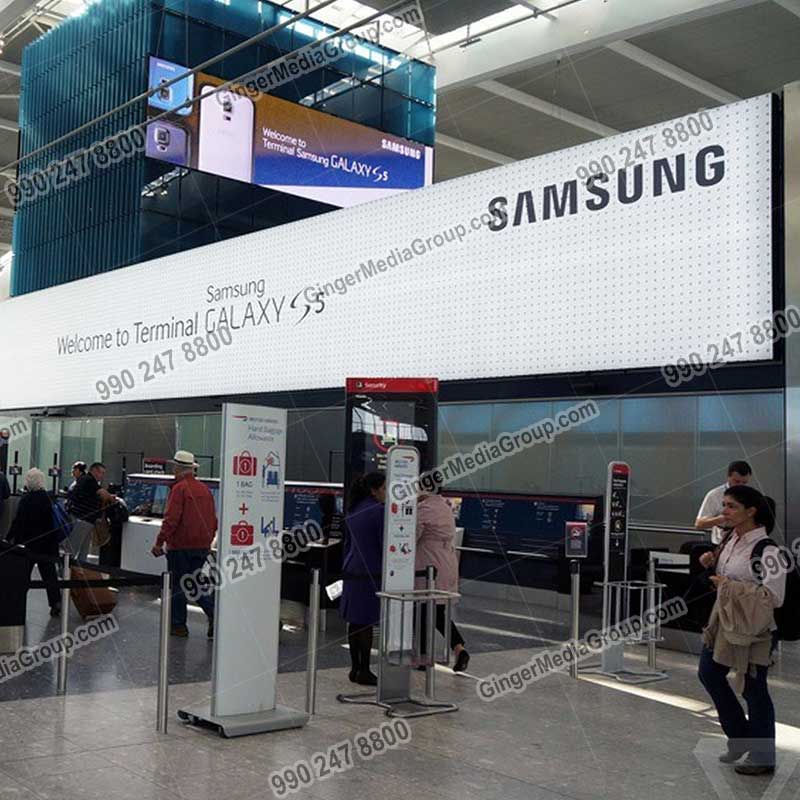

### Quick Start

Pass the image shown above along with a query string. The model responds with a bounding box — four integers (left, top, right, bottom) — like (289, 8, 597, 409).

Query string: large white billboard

(0, 94, 774, 411)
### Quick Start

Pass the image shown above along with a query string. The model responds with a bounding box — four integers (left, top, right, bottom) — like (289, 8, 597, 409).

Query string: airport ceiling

(0, 0, 797, 252)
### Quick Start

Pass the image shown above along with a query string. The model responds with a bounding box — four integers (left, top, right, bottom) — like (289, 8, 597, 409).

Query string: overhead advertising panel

(0, 94, 774, 411)
(146, 57, 433, 207)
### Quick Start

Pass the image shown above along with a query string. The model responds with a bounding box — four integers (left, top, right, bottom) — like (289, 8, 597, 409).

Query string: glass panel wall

(33, 420, 62, 476)
(697, 394, 785, 531)
(175, 415, 222, 477)
(552, 398, 619, 497)
(61, 419, 104, 479)
(438, 404, 493, 491)
(438, 391, 784, 529)
(621, 396, 696, 523)
(488, 401, 553, 493)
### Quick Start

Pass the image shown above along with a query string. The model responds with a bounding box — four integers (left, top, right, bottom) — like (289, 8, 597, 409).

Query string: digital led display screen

(0, 95, 774, 410)
(146, 57, 433, 208)
(443, 490, 600, 557)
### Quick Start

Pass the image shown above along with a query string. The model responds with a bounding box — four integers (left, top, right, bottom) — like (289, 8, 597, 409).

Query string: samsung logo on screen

(486, 145, 725, 232)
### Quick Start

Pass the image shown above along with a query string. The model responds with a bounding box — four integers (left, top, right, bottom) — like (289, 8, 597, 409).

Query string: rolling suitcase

(70, 566, 117, 618)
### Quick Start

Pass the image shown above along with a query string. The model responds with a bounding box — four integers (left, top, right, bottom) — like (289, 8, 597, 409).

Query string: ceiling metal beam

(0, 0, 39, 33)
(0, 60, 19, 77)
(430, 0, 764, 91)
(478, 79, 619, 137)
(606, 40, 740, 104)
(436, 133, 515, 165)
(772, 0, 800, 17)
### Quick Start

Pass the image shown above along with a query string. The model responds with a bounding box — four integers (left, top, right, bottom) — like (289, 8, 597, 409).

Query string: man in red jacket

(151, 451, 217, 638)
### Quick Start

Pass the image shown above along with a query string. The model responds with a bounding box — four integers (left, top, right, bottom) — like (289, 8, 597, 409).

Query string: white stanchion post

(56, 552, 70, 695)
(425, 566, 435, 700)
(647, 556, 657, 671)
(156, 571, 171, 733)
(306, 569, 320, 716)
(570, 560, 580, 680)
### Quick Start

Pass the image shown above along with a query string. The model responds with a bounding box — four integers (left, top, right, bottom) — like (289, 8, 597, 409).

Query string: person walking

(697, 485, 784, 776)
(416, 489, 469, 672)
(6, 468, 62, 616)
(151, 451, 217, 638)
(340, 472, 385, 686)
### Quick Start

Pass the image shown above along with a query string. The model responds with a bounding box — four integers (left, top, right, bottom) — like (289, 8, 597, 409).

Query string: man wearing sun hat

(151, 450, 217, 638)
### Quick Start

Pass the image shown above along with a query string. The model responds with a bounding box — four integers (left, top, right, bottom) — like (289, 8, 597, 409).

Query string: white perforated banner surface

(0, 94, 774, 410)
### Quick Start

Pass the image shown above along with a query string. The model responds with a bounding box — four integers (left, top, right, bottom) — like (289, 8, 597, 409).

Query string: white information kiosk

(178, 403, 308, 737)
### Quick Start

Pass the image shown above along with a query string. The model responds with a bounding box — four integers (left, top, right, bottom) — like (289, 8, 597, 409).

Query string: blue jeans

(698, 633, 778, 765)
(166, 549, 215, 629)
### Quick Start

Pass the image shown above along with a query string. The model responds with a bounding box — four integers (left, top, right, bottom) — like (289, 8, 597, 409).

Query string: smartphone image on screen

(198, 85, 254, 183)
(148, 57, 194, 115)
(145, 122, 190, 167)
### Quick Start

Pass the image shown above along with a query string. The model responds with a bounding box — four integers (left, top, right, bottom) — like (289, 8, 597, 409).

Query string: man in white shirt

(696, 460, 752, 544)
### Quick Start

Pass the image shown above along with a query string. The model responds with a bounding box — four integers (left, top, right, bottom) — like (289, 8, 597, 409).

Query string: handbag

(92, 515, 111, 549)
(52, 501, 74, 544)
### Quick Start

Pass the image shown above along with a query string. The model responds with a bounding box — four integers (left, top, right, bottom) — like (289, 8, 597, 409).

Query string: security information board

(212, 403, 287, 719)
(0, 94, 774, 411)
(604, 461, 631, 583)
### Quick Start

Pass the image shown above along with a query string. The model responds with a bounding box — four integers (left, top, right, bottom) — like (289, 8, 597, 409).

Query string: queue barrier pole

(156, 571, 172, 733)
(569, 561, 580, 680)
(647, 556, 658, 672)
(56, 552, 70, 695)
(306, 568, 321, 717)
(424, 566, 436, 700)
(25, 553, 167, 720)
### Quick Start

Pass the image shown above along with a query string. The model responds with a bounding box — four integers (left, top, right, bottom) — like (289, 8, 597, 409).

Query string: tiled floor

(0, 578, 582, 701)
(3, 590, 800, 799)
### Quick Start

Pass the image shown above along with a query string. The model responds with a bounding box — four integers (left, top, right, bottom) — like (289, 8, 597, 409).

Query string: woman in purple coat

(340, 472, 385, 686)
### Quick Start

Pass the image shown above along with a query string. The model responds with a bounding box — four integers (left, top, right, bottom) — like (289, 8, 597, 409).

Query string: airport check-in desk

(120, 477, 346, 623)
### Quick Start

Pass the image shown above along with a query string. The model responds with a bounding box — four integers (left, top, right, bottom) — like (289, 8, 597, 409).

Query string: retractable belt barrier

(7, 545, 162, 589)
(2, 543, 173, 731)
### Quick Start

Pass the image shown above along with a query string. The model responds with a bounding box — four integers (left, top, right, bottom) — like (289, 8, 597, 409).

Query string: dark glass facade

(12, 0, 435, 295)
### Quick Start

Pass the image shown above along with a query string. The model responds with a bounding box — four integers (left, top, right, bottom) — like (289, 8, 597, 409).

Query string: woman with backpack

(697, 485, 785, 776)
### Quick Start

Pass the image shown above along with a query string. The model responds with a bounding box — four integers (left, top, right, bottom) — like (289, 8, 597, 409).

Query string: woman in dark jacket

(340, 472, 385, 686)
(7, 468, 61, 616)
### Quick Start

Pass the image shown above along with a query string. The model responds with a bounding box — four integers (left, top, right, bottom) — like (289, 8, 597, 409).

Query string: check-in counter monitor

(281, 482, 344, 610)
(121, 474, 221, 575)
(122, 474, 346, 602)
(441, 490, 604, 593)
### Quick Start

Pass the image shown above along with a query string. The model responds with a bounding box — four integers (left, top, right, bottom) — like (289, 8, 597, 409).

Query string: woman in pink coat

(415, 491, 469, 672)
